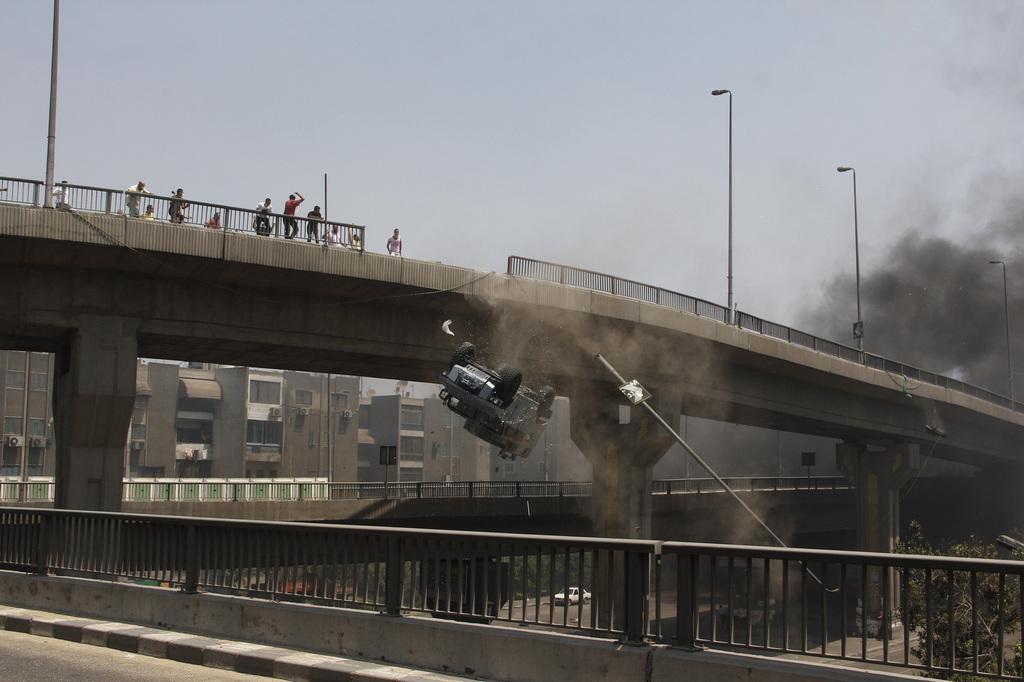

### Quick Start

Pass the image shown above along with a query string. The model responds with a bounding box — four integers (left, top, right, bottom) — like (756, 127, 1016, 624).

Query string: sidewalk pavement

(0, 604, 478, 681)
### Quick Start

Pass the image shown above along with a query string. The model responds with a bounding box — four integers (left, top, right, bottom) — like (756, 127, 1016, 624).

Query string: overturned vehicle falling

(438, 342, 555, 461)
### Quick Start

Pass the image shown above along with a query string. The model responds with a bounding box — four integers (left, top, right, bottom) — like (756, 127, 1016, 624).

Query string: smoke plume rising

(799, 188, 1024, 396)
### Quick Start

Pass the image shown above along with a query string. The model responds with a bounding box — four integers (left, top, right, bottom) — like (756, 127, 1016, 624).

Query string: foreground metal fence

(0, 176, 365, 250)
(0, 477, 851, 504)
(1, 508, 1022, 678)
(507, 255, 1020, 413)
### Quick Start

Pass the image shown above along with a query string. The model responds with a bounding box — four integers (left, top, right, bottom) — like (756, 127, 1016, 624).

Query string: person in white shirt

(325, 226, 342, 246)
(254, 198, 273, 235)
(386, 228, 402, 256)
(52, 180, 70, 209)
(125, 180, 151, 217)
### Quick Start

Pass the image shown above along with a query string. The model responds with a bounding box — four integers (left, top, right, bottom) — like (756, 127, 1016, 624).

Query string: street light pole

(837, 166, 863, 350)
(712, 89, 734, 323)
(989, 260, 1014, 403)
(43, 0, 60, 208)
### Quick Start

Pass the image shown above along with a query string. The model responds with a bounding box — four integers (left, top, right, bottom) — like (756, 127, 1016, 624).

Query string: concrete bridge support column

(53, 316, 138, 511)
(837, 441, 920, 637)
(568, 382, 680, 539)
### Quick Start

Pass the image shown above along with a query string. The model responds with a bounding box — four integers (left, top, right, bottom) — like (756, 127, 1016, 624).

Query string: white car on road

(554, 587, 591, 605)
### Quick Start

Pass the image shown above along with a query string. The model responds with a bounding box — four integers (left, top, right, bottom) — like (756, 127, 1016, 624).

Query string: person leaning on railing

(125, 180, 151, 217)
(254, 197, 273, 235)
(168, 188, 189, 224)
(305, 205, 323, 243)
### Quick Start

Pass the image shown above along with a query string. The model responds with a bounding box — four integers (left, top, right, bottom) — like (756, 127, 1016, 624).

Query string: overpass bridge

(1, 176, 1021, 548)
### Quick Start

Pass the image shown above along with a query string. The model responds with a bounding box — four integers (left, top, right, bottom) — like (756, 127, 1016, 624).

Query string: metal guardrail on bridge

(1, 508, 1021, 679)
(507, 255, 1020, 414)
(0, 476, 851, 504)
(0, 176, 366, 250)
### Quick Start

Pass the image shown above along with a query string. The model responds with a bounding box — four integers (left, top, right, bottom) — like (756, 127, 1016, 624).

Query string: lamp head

(837, 166, 853, 173)
(711, 89, 730, 96)
(990, 260, 1004, 265)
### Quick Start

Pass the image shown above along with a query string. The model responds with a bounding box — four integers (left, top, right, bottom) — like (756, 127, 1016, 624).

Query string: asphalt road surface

(0, 629, 261, 681)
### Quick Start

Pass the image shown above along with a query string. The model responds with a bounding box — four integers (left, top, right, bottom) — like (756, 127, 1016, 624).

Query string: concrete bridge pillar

(568, 381, 680, 539)
(53, 316, 138, 511)
(836, 442, 920, 554)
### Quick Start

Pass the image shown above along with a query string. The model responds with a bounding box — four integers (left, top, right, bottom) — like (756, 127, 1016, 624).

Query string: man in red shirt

(283, 191, 304, 239)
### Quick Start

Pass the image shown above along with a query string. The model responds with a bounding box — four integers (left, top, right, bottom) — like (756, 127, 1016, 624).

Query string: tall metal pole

(852, 170, 862, 350)
(43, 0, 60, 208)
(712, 89, 734, 323)
(727, 92, 733, 324)
(990, 260, 1014, 403)
(838, 166, 863, 350)
(323, 173, 328, 221)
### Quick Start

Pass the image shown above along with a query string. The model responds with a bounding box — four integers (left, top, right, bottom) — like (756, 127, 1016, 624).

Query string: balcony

(245, 445, 281, 463)
(175, 443, 211, 461)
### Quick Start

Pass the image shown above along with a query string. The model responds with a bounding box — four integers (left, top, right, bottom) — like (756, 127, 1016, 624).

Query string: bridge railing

(508, 255, 1019, 413)
(2, 507, 1021, 678)
(0, 175, 365, 250)
(0, 477, 850, 504)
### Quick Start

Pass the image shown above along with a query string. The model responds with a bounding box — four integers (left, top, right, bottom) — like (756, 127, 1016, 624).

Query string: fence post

(515, 481, 521, 498)
(416, 482, 422, 499)
(105, 191, 113, 214)
(35, 514, 51, 575)
(676, 553, 696, 646)
(384, 536, 403, 616)
(468, 481, 474, 499)
(32, 183, 41, 207)
(624, 549, 650, 644)
(182, 524, 199, 593)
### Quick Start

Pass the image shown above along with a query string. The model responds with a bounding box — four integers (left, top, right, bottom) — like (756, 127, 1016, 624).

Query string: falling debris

(441, 319, 455, 336)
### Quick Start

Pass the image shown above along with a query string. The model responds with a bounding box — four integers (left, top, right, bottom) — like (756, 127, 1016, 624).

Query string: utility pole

(43, 0, 60, 208)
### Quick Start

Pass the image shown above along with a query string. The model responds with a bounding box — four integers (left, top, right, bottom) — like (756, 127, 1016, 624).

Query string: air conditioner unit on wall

(269, 407, 282, 418)
(297, 407, 309, 416)
(342, 410, 354, 418)
(29, 437, 46, 448)
(6, 436, 22, 448)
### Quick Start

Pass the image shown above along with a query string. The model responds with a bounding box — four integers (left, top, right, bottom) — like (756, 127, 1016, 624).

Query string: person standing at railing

(254, 197, 273, 235)
(324, 225, 341, 247)
(282, 191, 304, 239)
(125, 180, 151, 217)
(387, 228, 402, 256)
(168, 188, 189, 224)
(51, 180, 70, 209)
(305, 205, 323, 243)
(141, 204, 156, 220)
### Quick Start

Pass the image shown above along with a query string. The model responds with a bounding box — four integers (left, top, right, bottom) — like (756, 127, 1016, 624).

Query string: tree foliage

(897, 521, 1021, 680)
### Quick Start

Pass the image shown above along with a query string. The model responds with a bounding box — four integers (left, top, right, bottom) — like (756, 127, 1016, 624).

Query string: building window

(400, 436, 423, 455)
(6, 370, 25, 389)
(246, 420, 282, 446)
(504, 462, 515, 474)
(308, 431, 319, 448)
(29, 373, 48, 391)
(249, 380, 281, 404)
(294, 389, 313, 406)
(28, 419, 46, 436)
(332, 392, 349, 410)
(3, 417, 22, 434)
(293, 412, 305, 432)
(400, 406, 424, 429)
(131, 423, 147, 440)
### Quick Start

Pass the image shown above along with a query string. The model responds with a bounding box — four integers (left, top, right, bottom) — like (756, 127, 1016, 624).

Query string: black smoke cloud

(799, 192, 1024, 396)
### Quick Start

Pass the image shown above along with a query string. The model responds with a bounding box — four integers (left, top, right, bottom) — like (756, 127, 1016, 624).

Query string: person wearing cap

(387, 228, 402, 256)
(125, 180, 151, 217)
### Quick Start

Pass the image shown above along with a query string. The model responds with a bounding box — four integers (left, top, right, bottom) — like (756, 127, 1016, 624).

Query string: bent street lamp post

(712, 89, 734, 324)
(989, 260, 1015, 404)
(43, 0, 60, 208)
(837, 166, 863, 350)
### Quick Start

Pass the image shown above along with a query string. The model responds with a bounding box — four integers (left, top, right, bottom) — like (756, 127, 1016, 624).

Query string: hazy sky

(4, 0, 1023, 331)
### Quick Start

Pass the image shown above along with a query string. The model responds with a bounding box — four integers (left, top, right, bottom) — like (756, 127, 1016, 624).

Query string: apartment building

(128, 361, 359, 479)
(0, 351, 55, 477)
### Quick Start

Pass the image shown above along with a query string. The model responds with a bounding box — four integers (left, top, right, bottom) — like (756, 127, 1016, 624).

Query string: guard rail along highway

(507, 255, 1021, 412)
(1, 508, 1022, 679)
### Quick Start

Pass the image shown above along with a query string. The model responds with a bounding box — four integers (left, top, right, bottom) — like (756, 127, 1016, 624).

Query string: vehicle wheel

(494, 364, 522, 404)
(450, 342, 476, 367)
(536, 385, 555, 415)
